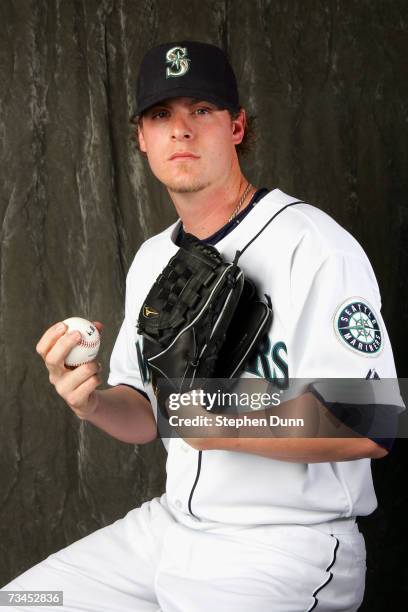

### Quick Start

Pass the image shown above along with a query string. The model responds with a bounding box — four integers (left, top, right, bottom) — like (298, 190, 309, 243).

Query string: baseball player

(2, 41, 403, 611)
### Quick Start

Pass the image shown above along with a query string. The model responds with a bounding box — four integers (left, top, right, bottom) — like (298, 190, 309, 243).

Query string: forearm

(83, 385, 157, 445)
(174, 391, 387, 460)
(202, 435, 386, 461)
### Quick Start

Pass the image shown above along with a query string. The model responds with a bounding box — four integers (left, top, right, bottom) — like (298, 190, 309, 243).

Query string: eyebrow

(148, 98, 217, 111)
(187, 99, 219, 107)
(187, 99, 214, 105)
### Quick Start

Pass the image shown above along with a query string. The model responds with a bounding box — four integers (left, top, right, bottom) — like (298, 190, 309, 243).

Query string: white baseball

(63, 317, 101, 367)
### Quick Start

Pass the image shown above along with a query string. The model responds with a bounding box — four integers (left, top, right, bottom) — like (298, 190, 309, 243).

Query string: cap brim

(136, 87, 240, 115)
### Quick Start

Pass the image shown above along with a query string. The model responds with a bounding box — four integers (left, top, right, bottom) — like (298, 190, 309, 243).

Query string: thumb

(92, 321, 104, 334)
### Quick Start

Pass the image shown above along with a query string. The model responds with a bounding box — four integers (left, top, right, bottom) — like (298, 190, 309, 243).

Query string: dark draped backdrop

(0, 1, 407, 608)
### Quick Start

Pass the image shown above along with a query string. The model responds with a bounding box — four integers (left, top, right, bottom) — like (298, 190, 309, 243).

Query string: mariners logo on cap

(334, 298, 383, 356)
(165, 46, 190, 78)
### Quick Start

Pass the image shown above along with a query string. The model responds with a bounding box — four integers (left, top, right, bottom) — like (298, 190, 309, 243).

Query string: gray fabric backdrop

(0, 0, 407, 608)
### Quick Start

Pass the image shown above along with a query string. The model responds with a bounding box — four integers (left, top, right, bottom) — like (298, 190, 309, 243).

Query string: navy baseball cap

(136, 41, 240, 115)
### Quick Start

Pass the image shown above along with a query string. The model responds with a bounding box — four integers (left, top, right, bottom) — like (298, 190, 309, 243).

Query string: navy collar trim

(176, 187, 270, 246)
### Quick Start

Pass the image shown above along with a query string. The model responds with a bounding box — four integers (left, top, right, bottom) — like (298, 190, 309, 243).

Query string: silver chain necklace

(228, 181, 252, 223)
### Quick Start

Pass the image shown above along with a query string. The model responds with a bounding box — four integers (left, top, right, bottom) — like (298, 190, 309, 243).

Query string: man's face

(137, 97, 245, 194)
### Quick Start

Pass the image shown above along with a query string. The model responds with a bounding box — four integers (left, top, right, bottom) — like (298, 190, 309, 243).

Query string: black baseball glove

(137, 233, 272, 416)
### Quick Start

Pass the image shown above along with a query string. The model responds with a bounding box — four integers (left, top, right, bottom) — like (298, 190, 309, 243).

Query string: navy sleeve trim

(308, 385, 399, 440)
(370, 437, 394, 451)
(116, 383, 150, 402)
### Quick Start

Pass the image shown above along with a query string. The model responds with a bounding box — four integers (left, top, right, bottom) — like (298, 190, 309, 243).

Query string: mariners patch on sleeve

(334, 298, 383, 356)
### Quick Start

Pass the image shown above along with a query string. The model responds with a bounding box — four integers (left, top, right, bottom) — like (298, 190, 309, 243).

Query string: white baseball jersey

(3, 188, 395, 612)
(108, 188, 402, 526)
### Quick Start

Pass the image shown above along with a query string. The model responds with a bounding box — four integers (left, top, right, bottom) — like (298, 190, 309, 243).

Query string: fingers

(36, 321, 68, 360)
(36, 320, 104, 362)
(36, 321, 81, 381)
(55, 361, 102, 398)
(62, 369, 102, 416)
(44, 330, 84, 381)
(53, 360, 102, 417)
(36, 319, 104, 419)
(36, 319, 104, 382)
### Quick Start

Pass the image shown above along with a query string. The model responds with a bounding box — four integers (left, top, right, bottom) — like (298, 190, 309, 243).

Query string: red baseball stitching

(68, 360, 97, 367)
(78, 337, 100, 349)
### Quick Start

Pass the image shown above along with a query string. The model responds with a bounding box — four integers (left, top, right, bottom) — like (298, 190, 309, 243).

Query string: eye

(194, 107, 211, 115)
(150, 109, 169, 119)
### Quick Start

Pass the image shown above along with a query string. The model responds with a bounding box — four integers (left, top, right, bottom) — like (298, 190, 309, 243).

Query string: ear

(138, 121, 147, 153)
(231, 108, 246, 146)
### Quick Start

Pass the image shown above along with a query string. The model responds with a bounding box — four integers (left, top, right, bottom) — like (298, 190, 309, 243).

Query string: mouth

(169, 152, 200, 161)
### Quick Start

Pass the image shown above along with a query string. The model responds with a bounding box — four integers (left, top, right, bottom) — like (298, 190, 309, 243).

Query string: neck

(168, 171, 256, 240)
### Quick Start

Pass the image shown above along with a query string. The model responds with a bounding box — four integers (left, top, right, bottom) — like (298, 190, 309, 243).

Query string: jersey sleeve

(107, 266, 148, 399)
(288, 249, 404, 450)
(107, 317, 147, 398)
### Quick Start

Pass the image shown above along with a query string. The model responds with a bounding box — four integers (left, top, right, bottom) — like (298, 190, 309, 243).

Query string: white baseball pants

(1, 494, 366, 611)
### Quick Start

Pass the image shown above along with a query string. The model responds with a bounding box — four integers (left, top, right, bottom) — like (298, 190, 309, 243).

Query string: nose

(170, 114, 193, 141)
